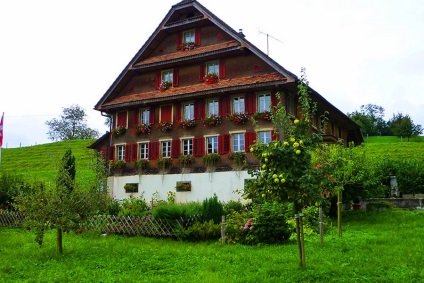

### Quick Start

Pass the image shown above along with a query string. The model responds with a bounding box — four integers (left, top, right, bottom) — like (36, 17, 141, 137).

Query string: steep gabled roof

(94, 0, 297, 111)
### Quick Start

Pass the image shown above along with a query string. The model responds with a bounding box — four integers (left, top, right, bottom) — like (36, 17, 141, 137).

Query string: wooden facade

(91, 0, 363, 176)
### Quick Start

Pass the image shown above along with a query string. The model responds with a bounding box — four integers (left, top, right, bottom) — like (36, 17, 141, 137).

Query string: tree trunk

(57, 227, 63, 254)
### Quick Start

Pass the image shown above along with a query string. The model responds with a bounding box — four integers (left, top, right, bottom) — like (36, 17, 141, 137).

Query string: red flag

(0, 113, 3, 147)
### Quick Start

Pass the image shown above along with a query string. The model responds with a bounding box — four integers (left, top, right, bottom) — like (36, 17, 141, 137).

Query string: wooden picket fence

(0, 211, 201, 238)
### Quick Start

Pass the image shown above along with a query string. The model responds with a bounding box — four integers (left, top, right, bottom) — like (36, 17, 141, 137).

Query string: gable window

(232, 133, 245, 152)
(183, 102, 194, 120)
(206, 61, 219, 76)
(162, 69, 173, 84)
(141, 109, 150, 124)
(207, 99, 219, 116)
(117, 145, 125, 161)
(258, 131, 271, 144)
(258, 93, 271, 112)
(182, 138, 193, 155)
(233, 96, 245, 113)
(206, 136, 218, 154)
(161, 140, 171, 158)
(183, 30, 195, 44)
(139, 143, 149, 159)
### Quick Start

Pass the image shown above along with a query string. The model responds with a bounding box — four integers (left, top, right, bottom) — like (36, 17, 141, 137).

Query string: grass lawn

(1, 209, 423, 282)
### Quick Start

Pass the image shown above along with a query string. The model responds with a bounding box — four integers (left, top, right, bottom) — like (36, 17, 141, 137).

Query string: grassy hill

(0, 139, 98, 186)
(1, 137, 423, 186)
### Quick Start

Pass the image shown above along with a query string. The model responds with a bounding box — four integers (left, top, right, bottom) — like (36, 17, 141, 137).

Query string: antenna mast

(258, 30, 283, 56)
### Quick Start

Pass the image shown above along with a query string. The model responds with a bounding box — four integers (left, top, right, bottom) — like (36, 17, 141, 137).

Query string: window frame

(160, 140, 172, 158)
(183, 29, 195, 44)
(161, 69, 173, 84)
(182, 138, 193, 156)
(232, 96, 245, 114)
(257, 93, 271, 112)
(116, 144, 126, 161)
(183, 102, 195, 120)
(207, 99, 219, 116)
(231, 132, 245, 152)
(140, 108, 150, 124)
(139, 142, 149, 160)
(205, 60, 219, 76)
(258, 131, 272, 144)
(206, 135, 218, 154)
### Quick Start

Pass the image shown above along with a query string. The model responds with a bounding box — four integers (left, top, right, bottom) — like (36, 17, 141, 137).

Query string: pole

(319, 206, 323, 244)
(338, 192, 342, 237)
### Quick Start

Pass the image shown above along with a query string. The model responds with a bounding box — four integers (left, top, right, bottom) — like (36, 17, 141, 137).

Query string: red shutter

(218, 134, 231, 155)
(149, 106, 155, 124)
(160, 105, 173, 122)
(271, 92, 279, 109)
(176, 33, 183, 50)
(133, 109, 139, 126)
(245, 132, 256, 152)
(245, 93, 256, 114)
(193, 137, 205, 157)
(174, 103, 181, 122)
(125, 144, 131, 162)
(271, 130, 279, 141)
(219, 59, 226, 79)
(149, 141, 159, 160)
(155, 72, 161, 89)
(219, 96, 230, 116)
(117, 112, 127, 127)
(131, 143, 138, 161)
(194, 28, 201, 46)
(199, 63, 205, 81)
(194, 99, 205, 120)
(171, 139, 181, 158)
(109, 146, 115, 161)
(173, 68, 179, 87)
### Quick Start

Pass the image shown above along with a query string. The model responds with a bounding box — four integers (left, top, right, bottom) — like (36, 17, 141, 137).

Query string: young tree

(46, 104, 100, 141)
(388, 113, 423, 141)
(14, 150, 111, 254)
(245, 69, 335, 268)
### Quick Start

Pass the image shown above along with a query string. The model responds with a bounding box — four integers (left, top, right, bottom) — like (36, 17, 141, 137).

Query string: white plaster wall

(108, 170, 252, 203)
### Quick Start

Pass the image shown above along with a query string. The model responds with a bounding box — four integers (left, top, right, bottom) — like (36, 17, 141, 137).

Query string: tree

(348, 104, 389, 136)
(245, 69, 336, 268)
(14, 150, 111, 254)
(388, 113, 423, 141)
(46, 104, 99, 141)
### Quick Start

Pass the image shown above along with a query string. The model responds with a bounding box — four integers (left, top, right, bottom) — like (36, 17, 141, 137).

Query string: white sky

(1, 0, 423, 148)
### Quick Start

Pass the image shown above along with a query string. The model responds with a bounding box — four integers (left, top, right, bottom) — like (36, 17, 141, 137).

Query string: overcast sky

(1, 0, 423, 148)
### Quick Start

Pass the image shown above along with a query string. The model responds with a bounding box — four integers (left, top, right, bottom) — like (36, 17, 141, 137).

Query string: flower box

(228, 112, 249, 124)
(159, 81, 172, 91)
(203, 73, 218, 84)
(203, 114, 222, 126)
(133, 123, 153, 135)
(179, 119, 197, 129)
(112, 126, 127, 137)
(252, 111, 272, 121)
(157, 121, 173, 132)
(176, 181, 191, 192)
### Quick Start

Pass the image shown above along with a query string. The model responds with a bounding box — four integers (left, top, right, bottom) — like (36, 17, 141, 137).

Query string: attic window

(177, 29, 201, 50)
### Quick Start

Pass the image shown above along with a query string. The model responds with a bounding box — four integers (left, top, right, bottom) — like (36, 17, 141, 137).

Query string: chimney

(239, 29, 245, 37)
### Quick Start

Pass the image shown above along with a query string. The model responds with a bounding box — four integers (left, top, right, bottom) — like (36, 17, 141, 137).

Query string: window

(232, 133, 245, 152)
(207, 100, 219, 116)
(206, 136, 218, 154)
(117, 145, 125, 161)
(206, 61, 219, 76)
(162, 69, 173, 83)
(183, 30, 195, 43)
(258, 131, 271, 144)
(139, 143, 149, 159)
(182, 139, 193, 155)
(161, 140, 171, 158)
(141, 109, 150, 124)
(258, 93, 271, 112)
(183, 103, 194, 120)
(233, 96, 245, 113)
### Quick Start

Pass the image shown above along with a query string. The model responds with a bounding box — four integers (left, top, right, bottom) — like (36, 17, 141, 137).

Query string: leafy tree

(388, 113, 423, 141)
(245, 69, 336, 268)
(57, 149, 76, 194)
(46, 104, 99, 141)
(14, 150, 111, 254)
(348, 104, 389, 136)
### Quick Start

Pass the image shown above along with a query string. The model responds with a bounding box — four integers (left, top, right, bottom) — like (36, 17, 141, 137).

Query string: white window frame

(258, 131, 272, 144)
(207, 99, 219, 116)
(116, 144, 125, 161)
(161, 140, 171, 158)
(206, 136, 218, 154)
(140, 108, 150, 124)
(161, 69, 173, 84)
(232, 96, 245, 114)
(231, 132, 245, 152)
(183, 102, 195, 120)
(183, 30, 195, 44)
(206, 61, 219, 76)
(258, 93, 271, 112)
(139, 142, 149, 159)
(182, 138, 193, 155)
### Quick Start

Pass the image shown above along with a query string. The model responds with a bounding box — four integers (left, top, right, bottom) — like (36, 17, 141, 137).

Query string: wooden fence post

(221, 215, 226, 244)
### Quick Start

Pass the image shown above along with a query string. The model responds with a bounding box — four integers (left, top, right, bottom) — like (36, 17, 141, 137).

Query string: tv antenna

(258, 29, 284, 56)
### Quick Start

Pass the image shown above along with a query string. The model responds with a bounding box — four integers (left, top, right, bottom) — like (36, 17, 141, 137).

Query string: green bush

(187, 220, 221, 241)
(223, 200, 244, 214)
(118, 197, 150, 217)
(152, 202, 201, 220)
(0, 172, 24, 210)
(366, 201, 394, 212)
(201, 194, 224, 224)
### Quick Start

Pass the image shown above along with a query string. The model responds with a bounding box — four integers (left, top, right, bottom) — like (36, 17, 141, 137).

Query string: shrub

(223, 200, 244, 214)
(0, 172, 23, 210)
(202, 194, 224, 224)
(187, 220, 221, 241)
(118, 197, 150, 217)
(152, 202, 201, 220)
(366, 201, 394, 212)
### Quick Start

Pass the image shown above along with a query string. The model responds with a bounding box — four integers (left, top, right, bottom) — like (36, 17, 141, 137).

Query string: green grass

(0, 139, 97, 186)
(1, 209, 423, 282)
